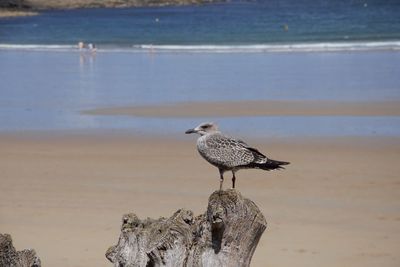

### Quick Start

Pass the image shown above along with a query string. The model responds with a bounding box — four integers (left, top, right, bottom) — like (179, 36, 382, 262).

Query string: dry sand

(83, 100, 400, 117)
(1, 133, 399, 266)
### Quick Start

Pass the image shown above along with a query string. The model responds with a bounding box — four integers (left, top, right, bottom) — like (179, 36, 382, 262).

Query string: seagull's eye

(202, 124, 211, 129)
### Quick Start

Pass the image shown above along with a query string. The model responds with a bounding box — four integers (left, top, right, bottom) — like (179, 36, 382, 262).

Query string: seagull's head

(185, 122, 219, 136)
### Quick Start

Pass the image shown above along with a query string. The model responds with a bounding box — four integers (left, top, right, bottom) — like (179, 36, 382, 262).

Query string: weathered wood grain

(106, 189, 267, 267)
(0, 233, 41, 267)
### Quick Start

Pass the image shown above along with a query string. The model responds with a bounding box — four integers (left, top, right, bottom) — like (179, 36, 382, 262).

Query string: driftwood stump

(106, 189, 267, 267)
(0, 233, 41, 267)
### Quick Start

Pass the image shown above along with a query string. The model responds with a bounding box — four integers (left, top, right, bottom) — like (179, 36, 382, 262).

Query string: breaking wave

(1, 41, 400, 53)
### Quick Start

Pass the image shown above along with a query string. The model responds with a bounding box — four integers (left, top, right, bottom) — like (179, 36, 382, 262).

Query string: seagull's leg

(231, 171, 236, 189)
(219, 169, 224, 191)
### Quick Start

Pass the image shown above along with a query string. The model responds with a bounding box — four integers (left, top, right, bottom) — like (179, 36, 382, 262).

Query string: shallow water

(0, 49, 399, 137)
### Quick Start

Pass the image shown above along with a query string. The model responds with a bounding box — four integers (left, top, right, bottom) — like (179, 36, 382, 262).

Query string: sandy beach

(1, 133, 399, 266)
(83, 100, 400, 117)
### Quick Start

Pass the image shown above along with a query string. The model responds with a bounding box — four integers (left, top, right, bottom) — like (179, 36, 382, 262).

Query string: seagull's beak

(185, 128, 196, 134)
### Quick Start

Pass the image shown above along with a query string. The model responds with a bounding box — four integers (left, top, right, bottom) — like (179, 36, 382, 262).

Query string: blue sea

(1, 0, 400, 137)
(1, 0, 400, 50)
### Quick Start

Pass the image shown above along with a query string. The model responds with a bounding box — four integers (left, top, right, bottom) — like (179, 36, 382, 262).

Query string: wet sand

(83, 100, 400, 117)
(1, 133, 399, 266)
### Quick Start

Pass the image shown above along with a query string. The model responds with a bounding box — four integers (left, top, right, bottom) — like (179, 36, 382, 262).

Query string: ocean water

(0, 1, 400, 137)
(1, 0, 400, 50)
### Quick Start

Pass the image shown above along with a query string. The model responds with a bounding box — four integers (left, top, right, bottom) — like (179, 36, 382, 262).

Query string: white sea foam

(136, 41, 400, 53)
(0, 44, 77, 52)
(1, 41, 400, 53)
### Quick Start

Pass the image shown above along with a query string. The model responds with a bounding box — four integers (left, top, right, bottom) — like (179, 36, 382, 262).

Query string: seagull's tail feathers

(258, 158, 290, 171)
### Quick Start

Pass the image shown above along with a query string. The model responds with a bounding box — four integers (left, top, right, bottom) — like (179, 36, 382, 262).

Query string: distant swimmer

(78, 41, 97, 54)
(78, 41, 84, 50)
(87, 43, 97, 53)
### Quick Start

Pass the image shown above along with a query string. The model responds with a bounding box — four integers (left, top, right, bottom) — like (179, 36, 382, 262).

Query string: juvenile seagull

(185, 122, 289, 190)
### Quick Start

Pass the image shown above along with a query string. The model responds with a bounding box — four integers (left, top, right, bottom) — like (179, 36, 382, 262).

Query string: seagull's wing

(205, 134, 267, 168)
(234, 138, 269, 164)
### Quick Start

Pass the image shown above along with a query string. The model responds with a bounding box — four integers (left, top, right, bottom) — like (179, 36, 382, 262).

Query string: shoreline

(0, 0, 221, 18)
(82, 100, 400, 117)
(0, 9, 39, 18)
(2, 129, 400, 140)
(26, 0, 221, 10)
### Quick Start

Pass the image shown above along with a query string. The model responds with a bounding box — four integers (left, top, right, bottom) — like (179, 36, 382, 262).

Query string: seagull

(185, 122, 289, 190)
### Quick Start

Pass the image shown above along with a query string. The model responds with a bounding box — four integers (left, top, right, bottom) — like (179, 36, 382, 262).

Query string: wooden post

(0, 233, 41, 267)
(106, 189, 267, 267)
